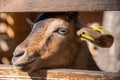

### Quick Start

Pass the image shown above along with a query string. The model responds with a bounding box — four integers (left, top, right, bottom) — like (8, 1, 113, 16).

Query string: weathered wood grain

(0, 0, 120, 12)
(0, 64, 120, 80)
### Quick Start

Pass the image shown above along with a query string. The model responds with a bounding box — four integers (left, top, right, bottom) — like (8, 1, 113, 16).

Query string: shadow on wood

(0, 64, 120, 80)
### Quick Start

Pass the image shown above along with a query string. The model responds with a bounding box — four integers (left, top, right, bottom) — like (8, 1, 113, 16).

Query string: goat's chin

(19, 64, 34, 72)
(21, 64, 39, 73)
(13, 57, 40, 72)
(18, 63, 39, 73)
(19, 63, 51, 73)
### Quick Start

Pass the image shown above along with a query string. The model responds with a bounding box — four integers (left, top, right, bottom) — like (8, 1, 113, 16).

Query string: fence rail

(0, 65, 120, 80)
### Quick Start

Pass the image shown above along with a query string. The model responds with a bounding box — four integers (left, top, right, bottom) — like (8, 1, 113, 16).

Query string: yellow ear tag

(93, 24, 112, 35)
(81, 33, 95, 41)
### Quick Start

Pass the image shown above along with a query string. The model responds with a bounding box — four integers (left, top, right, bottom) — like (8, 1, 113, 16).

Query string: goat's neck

(71, 41, 100, 70)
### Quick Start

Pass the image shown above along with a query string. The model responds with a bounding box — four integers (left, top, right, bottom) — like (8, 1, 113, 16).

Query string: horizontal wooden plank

(0, 65, 120, 80)
(0, 0, 120, 12)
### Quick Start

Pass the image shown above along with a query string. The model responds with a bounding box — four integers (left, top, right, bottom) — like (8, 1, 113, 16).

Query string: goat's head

(12, 12, 113, 72)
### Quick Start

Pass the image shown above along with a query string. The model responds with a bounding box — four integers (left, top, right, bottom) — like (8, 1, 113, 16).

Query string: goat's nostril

(14, 51, 25, 57)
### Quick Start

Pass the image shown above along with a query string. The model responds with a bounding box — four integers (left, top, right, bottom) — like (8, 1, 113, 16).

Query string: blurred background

(0, 11, 120, 72)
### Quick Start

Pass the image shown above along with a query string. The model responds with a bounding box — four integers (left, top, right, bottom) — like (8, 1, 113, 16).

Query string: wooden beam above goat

(0, 0, 120, 12)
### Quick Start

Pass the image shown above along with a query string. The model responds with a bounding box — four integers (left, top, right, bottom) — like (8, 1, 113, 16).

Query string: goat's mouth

(12, 57, 39, 71)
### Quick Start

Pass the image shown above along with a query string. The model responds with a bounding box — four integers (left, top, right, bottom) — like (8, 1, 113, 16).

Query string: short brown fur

(12, 14, 99, 72)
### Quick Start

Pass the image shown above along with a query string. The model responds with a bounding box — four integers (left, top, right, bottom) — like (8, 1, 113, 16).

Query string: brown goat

(12, 12, 113, 72)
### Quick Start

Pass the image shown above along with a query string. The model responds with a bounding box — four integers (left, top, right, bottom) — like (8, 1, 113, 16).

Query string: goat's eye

(82, 32, 85, 34)
(57, 28, 68, 35)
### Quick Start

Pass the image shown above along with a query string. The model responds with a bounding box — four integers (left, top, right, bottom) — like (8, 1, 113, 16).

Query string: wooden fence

(0, 0, 120, 12)
(0, 65, 120, 80)
(0, 0, 120, 80)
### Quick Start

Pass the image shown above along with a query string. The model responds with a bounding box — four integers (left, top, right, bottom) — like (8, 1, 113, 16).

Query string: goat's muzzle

(12, 49, 39, 72)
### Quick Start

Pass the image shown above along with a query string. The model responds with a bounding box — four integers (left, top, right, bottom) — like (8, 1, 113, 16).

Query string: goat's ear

(76, 27, 114, 48)
(92, 34, 114, 48)
(25, 18, 34, 29)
